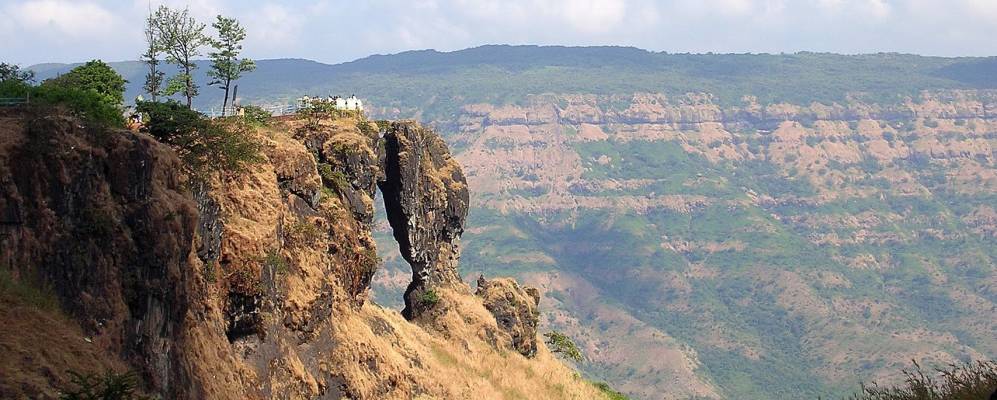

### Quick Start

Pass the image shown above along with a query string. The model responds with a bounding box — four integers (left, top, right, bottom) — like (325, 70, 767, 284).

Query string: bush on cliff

(847, 360, 997, 400)
(0, 61, 125, 128)
(240, 105, 271, 126)
(42, 60, 127, 107)
(545, 331, 583, 362)
(32, 85, 126, 127)
(59, 370, 148, 400)
(591, 381, 631, 400)
(137, 100, 261, 176)
(419, 289, 440, 306)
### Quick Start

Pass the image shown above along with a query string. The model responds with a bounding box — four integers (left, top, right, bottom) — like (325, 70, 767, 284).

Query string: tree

(152, 6, 208, 109)
(44, 60, 127, 106)
(0, 63, 34, 83)
(141, 10, 165, 102)
(207, 16, 255, 115)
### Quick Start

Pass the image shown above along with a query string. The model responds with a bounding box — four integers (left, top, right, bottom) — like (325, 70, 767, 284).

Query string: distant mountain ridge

(29, 45, 997, 118)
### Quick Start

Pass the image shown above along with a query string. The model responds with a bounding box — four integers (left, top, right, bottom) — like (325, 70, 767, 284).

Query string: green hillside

(30, 45, 997, 119)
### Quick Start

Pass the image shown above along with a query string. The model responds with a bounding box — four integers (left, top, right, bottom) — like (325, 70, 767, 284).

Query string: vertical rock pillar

(377, 121, 469, 319)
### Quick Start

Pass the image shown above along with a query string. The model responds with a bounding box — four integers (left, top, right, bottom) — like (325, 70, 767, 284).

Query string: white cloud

(243, 3, 302, 50)
(865, 0, 891, 19)
(964, 0, 997, 22)
(5, 0, 117, 37)
(556, 0, 628, 33)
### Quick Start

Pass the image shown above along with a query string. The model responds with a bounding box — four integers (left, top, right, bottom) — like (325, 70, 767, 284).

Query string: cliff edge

(0, 108, 608, 399)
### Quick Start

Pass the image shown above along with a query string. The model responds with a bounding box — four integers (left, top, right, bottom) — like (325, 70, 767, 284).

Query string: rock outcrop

(475, 276, 542, 357)
(377, 121, 470, 319)
(0, 109, 593, 400)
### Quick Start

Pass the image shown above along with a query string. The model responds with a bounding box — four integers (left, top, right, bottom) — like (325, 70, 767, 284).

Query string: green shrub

(847, 360, 997, 400)
(374, 119, 392, 132)
(591, 381, 631, 400)
(60, 370, 148, 400)
(136, 100, 262, 176)
(136, 100, 202, 143)
(318, 163, 350, 192)
(262, 248, 288, 275)
(298, 99, 355, 121)
(285, 219, 323, 248)
(419, 289, 440, 306)
(544, 331, 583, 362)
(241, 105, 271, 126)
(3, 81, 125, 127)
(43, 60, 127, 106)
(356, 119, 376, 137)
(0, 269, 59, 312)
(0, 79, 31, 98)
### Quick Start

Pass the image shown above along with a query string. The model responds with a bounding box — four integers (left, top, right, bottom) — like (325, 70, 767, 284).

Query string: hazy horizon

(4, 0, 997, 66)
(23, 44, 997, 69)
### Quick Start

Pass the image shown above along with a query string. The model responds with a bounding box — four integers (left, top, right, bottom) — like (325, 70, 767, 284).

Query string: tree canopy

(44, 60, 127, 106)
(0, 63, 35, 84)
(151, 6, 208, 108)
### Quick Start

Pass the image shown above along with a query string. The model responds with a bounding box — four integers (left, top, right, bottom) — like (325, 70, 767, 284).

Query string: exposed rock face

(475, 276, 541, 357)
(0, 110, 597, 400)
(377, 121, 470, 319)
(295, 119, 383, 226)
(458, 91, 997, 129)
(0, 113, 200, 396)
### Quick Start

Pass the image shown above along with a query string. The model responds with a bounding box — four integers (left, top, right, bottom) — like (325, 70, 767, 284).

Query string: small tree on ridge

(152, 5, 208, 109)
(207, 15, 255, 115)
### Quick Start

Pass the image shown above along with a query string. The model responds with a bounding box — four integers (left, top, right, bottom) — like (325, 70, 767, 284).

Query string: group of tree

(143, 6, 255, 113)
(1, 5, 260, 177)
(0, 60, 127, 127)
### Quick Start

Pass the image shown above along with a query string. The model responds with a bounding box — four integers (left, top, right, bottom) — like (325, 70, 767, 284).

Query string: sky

(3, 0, 997, 66)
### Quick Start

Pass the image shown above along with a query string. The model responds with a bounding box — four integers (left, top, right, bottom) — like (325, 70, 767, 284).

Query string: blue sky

(3, 0, 997, 66)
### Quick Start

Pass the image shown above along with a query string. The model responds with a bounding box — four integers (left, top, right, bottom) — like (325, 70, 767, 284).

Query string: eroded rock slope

(0, 109, 604, 400)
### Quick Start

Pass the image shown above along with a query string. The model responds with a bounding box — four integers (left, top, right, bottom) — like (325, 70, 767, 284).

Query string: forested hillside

(32, 45, 997, 117)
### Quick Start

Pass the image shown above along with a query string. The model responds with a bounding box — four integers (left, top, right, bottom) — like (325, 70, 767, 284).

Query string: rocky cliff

(0, 108, 607, 399)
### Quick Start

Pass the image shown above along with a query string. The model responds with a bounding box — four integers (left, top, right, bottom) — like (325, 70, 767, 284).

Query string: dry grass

(846, 360, 997, 400)
(327, 288, 612, 400)
(0, 272, 128, 399)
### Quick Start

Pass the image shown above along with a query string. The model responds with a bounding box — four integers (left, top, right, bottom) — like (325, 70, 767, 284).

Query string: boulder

(475, 276, 541, 357)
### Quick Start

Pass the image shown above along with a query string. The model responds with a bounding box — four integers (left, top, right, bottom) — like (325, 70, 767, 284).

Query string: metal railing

(0, 97, 29, 106)
(197, 103, 302, 118)
(196, 101, 364, 119)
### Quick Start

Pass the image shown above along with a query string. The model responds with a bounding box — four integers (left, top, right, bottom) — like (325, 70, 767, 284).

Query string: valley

(374, 90, 997, 399)
(27, 45, 997, 399)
